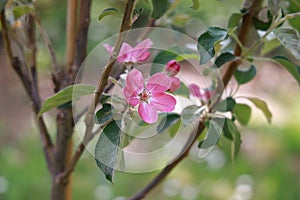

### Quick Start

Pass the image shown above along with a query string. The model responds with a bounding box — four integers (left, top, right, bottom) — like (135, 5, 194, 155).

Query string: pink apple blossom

(123, 69, 176, 123)
(103, 38, 153, 64)
(189, 83, 215, 103)
(165, 60, 180, 76)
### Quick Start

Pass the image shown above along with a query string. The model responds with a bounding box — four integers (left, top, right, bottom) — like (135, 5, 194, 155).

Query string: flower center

(138, 88, 152, 103)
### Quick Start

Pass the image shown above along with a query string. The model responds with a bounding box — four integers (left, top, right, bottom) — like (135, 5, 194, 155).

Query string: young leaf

(38, 84, 95, 118)
(273, 28, 300, 60)
(0, 0, 7, 12)
(246, 97, 272, 123)
(214, 52, 236, 68)
(228, 13, 242, 29)
(214, 97, 236, 112)
(157, 113, 181, 134)
(234, 103, 252, 125)
(234, 64, 257, 85)
(94, 104, 114, 125)
(181, 105, 202, 125)
(191, 0, 200, 10)
(98, 8, 121, 21)
(13, 5, 35, 19)
(198, 27, 228, 64)
(95, 120, 121, 183)
(151, 0, 170, 19)
(198, 118, 223, 149)
(226, 119, 242, 159)
(272, 55, 300, 85)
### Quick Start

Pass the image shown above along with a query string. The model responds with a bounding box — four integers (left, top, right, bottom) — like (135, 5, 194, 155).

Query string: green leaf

(214, 97, 236, 112)
(253, 16, 272, 31)
(191, 0, 200, 10)
(272, 55, 300, 85)
(157, 113, 181, 134)
(261, 38, 281, 55)
(181, 105, 202, 125)
(13, 5, 35, 19)
(168, 119, 181, 137)
(99, 94, 111, 104)
(215, 52, 236, 68)
(234, 103, 252, 125)
(228, 13, 242, 29)
(234, 64, 257, 85)
(38, 84, 95, 118)
(197, 27, 228, 64)
(246, 97, 272, 124)
(268, 0, 281, 16)
(151, 0, 170, 19)
(151, 47, 193, 75)
(273, 28, 300, 60)
(288, 0, 300, 32)
(95, 120, 121, 183)
(0, 0, 7, 12)
(174, 82, 189, 98)
(198, 118, 223, 149)
(98, 8, 122, 21)
(227, 120, 242, 159)
(223, 119, 233, 141)
(94, 104, 114, 125)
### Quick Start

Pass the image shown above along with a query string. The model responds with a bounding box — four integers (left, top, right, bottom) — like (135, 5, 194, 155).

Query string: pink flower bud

(165, 60, 180, 76)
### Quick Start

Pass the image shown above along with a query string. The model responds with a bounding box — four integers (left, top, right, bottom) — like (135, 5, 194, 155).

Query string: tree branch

(59, 0, 137, 181)
(0, 10, 54, 173)
(129, 0, 263, 199)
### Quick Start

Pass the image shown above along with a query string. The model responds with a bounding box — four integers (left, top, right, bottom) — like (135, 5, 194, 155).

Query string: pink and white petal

(147, 73, 171, 94)
(150, 93, 176, 112)
(103, 44, 113, 54)
(169, 77, 181, 92)
(138, 102, 158, 123)
(189, 83, 201, 98)
(124, 69, 144, 94)
(136, 52, 151, 62)
(118, 43, 133, 62)
(134, 38, 153, 51)
(123, 87, 139, 106)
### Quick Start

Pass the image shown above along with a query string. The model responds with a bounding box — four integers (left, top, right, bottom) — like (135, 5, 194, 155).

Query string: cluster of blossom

(104, 38, 214, 123)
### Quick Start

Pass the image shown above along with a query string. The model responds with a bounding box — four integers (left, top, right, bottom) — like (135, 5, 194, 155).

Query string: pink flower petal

(134, 38, 153, 50)
(123, 87, 139, 106)
(130, 39, 153, 62)
(103, 44, 113, 54)
(147, 73, 171, 94)
(123, 69, 144, 103)
(138, 102, 158, 123)
(169, 76, 181, 92)
(150, 93, 176, 112)
(136, 52, 151, 62)
(118, 43, 133, 62)
(189, 83, 201, 98)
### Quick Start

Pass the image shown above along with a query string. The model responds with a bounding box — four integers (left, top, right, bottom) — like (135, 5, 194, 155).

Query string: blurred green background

(1, 0, 300, 199)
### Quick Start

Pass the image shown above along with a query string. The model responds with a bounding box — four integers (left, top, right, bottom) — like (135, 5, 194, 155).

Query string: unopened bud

(165, 60, 180, 76)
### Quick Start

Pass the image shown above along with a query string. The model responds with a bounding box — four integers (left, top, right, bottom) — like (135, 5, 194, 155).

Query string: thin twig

(129, 0, 263, 199)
